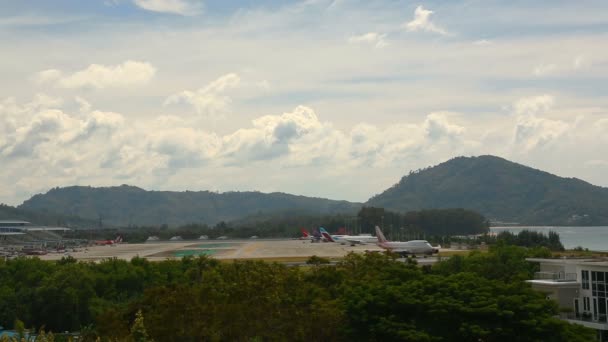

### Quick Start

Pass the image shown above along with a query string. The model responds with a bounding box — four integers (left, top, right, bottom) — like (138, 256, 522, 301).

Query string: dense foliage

(451, 230, 566, 252)
(0, 204, 95, 228)
(367, 155, 608, 225)
(358, 206, 489, 237)
(494, 230, 564, 251)
(19, 185, 360, 227)
(0, 245, 594, 341)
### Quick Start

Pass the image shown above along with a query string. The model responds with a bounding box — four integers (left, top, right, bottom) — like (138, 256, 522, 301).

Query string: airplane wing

(345, 238, 365, 245)
(390, 248, 412, 254)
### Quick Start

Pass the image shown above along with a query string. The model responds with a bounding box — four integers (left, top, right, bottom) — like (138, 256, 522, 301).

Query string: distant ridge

(19, 185, 360, 227)
(367, 155, 608, 225)
(16, 155, 608, 227)
(0, 203, 96, 227)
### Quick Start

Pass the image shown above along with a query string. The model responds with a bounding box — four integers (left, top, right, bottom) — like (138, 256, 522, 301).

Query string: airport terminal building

(0, 220, 71, 255)
(0, 220, 70, 237)
(527, 258, 608, 341)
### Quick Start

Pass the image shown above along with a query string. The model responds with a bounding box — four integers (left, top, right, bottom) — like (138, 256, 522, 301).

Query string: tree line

(63, 207, 489, 243)
(357, 206, 489, 238)
(493, 230, 565, 251)
(0, 244, 593, 341)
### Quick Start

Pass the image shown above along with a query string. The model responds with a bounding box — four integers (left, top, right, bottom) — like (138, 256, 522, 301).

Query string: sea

(490, 226, 608, 251)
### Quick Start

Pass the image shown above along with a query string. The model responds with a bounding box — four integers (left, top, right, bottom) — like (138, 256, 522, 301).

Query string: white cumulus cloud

(512, 95, 570, 151)
(348, 32, 387, 48)
(34, 69, 63, 84)
(473, 39, 492, 46)
(36, 61, 156, 89)
(403, 5, 447, 35)
(165, 73, 240, 117)
(572, 55, 594, 71)
(513, 94, 555, 116)
(424, 112, 465, 141)
(221, 106, 328, 163)
(533, 63, 558, 76)
(133, 0, 203, 16)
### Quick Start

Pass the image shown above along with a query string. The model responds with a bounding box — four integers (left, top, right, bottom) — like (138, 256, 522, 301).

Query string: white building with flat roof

(527, 258, 608, 341)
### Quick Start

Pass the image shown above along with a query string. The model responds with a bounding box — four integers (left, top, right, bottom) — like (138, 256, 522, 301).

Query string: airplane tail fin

(319, 227, 335, 242)
(300, 228, 310, 237)
(114, 235, 123, 244)
(375, 226, 388, 243)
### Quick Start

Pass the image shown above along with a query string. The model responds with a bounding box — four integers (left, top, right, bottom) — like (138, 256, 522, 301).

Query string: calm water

(490, 226, 608, 251)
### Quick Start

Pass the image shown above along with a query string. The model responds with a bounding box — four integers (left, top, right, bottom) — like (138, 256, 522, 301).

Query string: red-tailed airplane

(94, 235, 123, 246)
(299, 228, 311, 240)
(300, 228, 325, 242)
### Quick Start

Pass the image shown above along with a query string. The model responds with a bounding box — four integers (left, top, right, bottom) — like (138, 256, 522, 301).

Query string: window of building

(591, 271, 608, 322)
(583, 296, 591, 311)
(594, 298, 598, 317)
(582, 270, 590, 290)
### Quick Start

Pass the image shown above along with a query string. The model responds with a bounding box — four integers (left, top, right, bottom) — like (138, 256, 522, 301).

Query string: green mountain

(18, 185, 360, 227)
(0, 203, 96, 227)
(367, 155, 608, 225)
(14, 155, 608, 227)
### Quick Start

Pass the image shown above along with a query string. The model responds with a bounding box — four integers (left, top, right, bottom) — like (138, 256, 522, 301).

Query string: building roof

(526, 279, 579, 287)
(21, 227, 71, 231)
(527, 257, 608, 267)
(0, 220, 30, 224)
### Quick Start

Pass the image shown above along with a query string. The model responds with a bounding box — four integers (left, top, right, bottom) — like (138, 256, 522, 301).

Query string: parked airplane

(375, 226, 439, 257)
(299, 228, 312, 240)
(94, 235, 122, 246)
(343, 235, 378, 245)
(301, 228, 325, 242)
(21, 246, 48, 255)
(319, 228, 335, 242)
(318, 228, 377, 245)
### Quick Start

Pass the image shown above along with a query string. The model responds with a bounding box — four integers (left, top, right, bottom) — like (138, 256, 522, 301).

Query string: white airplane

(318, 228, 377, 245)
(375, 226, 439, 257)
(337, 234, 378, 245)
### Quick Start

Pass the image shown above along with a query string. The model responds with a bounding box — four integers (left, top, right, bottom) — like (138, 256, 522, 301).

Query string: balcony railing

(562, 312, 608, 323)
(534, 271, 577, 282)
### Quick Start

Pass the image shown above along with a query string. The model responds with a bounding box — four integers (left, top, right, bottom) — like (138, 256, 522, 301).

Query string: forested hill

(367, 155, 608, 225)
(19, 185, 360, 227)
(0, 204, 96, 227)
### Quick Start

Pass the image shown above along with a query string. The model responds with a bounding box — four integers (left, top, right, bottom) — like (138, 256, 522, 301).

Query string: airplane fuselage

(378, 240, 439, 256)
(334, 234, 378, 245)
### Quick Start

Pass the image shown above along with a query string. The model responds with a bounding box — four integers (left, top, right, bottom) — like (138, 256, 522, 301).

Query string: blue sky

(1, 0, 607, 205)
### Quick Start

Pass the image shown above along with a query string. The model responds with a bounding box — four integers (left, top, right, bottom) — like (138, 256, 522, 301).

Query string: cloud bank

(2, 87, 602, 205)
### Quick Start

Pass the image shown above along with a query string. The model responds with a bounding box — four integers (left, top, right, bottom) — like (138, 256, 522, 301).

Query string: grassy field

(437, 250, 475, 257)
(219, 251, 476, 263)
(218, 256, 342, 263)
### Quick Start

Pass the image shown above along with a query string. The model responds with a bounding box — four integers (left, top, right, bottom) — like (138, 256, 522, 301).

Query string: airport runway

(37, 239, 387, 262)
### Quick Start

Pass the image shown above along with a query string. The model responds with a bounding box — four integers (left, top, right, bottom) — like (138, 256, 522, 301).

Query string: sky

(1, 0, 608, 205)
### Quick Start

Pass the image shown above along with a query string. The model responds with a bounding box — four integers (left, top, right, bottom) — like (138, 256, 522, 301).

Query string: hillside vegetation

(15, 155, 608, 227)
(0, 204, 95, 227)
(367, 155, 608, 225)
(19, 185, 360, 227)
